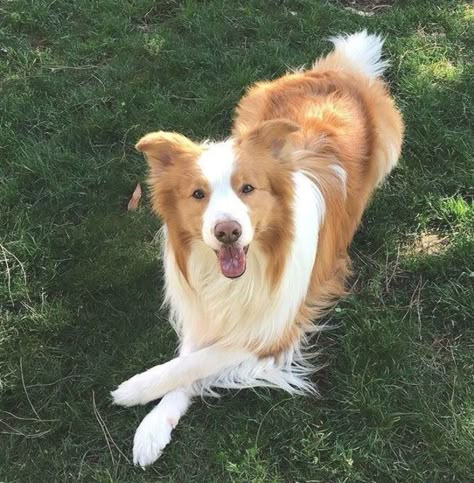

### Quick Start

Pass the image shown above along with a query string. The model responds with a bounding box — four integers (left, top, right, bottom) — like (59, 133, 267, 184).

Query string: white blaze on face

(197, 140, 254, 251)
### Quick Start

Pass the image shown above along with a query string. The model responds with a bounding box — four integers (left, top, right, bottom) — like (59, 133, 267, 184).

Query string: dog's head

(137, 120, 298, 280)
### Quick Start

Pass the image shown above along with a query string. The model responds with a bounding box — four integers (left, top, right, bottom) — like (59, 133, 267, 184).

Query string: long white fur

(163, 152, 324, 358)
(113, 140, 326, 466)
(111, 345, 252, 406)
(327, 30, 388, 79)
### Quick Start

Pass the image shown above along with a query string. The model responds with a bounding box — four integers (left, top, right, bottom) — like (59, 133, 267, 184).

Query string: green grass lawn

(1, 0, 473, 481)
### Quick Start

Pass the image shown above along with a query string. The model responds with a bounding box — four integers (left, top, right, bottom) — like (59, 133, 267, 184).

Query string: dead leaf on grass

(127, 183, 142, 211)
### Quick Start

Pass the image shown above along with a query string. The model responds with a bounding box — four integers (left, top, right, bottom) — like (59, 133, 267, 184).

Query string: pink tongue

(217, 245, 246, 278)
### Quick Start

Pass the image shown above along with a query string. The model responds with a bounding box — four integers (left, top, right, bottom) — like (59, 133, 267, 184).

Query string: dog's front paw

(111, 373, 153, 407)
(111, 363, 174, 407)
(133, 409, 174, 467)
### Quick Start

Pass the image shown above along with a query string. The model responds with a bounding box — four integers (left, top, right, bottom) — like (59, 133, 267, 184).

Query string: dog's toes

(111, 364, 173, 407)
(111, 375, 149, 407)
(133, 411, 173, 467)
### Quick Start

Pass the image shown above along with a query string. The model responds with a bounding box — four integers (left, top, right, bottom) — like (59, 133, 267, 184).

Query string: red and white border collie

(112, 31, 404, 466)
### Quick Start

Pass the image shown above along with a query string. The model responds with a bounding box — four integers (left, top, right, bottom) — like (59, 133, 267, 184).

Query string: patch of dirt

(331, 0, 394, 15)
(411, 233, 449, 256)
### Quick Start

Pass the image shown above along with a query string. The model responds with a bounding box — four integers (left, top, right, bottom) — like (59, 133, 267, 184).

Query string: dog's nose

(214, 221, 242, 244)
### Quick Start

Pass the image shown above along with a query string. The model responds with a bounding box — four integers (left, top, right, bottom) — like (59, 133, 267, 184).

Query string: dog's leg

(129, 340, 196, 467)
(111, 345, 250, 407)
(132, 387, 192, 467)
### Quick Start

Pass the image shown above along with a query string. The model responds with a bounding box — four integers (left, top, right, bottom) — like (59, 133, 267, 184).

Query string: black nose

(214, 221, 242, 244)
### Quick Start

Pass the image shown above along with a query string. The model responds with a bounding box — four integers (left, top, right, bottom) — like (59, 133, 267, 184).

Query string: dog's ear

(136, 131, 201, 175)
(245, 119, 300, 160)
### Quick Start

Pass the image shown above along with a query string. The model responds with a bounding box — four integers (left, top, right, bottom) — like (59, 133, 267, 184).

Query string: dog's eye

(241, 184, 254, 194)
(192, 189, 205, 200)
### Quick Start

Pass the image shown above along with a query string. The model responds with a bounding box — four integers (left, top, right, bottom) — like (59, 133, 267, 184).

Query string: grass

(0, 0, 473, 481)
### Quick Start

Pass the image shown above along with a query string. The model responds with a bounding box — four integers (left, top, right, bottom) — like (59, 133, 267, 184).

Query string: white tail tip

(329, 30, 388, 79)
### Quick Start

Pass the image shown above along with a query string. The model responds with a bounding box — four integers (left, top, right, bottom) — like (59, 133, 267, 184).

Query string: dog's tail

(316, 30, 388, 80)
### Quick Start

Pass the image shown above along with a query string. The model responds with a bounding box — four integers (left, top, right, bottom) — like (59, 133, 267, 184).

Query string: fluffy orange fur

(136, 132, 205, 280)
(234, 51, 404, 354)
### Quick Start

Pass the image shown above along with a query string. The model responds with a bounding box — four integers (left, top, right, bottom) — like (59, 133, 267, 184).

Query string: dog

(111, 30, 404, 467)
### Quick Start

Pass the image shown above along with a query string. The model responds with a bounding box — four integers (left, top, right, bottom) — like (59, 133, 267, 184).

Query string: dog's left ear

(243, 119, 300, 160)
(136, 131, 201, 176)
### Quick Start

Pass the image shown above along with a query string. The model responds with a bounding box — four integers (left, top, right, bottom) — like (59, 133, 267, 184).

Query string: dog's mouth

(215, 245, 248, 279)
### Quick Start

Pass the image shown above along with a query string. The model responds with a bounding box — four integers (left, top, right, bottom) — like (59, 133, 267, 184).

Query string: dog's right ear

(236, 119, 300, 163)
(136, 131, 201, 176)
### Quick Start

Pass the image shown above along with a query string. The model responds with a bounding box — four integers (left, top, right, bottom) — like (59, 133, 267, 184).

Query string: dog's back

(234, 30, 404, 322)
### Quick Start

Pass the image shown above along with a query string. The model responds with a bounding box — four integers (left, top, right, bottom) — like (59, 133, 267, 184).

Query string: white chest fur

(162, 171, 324, 352)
